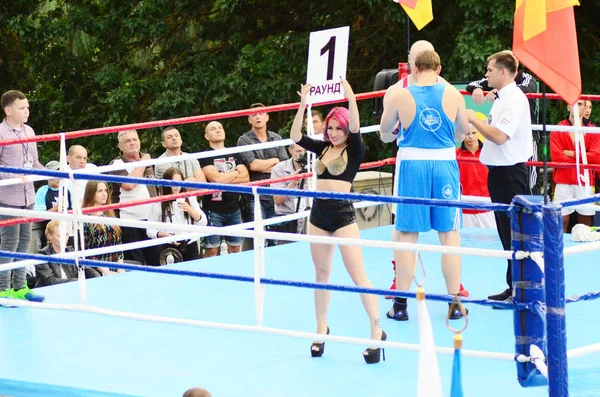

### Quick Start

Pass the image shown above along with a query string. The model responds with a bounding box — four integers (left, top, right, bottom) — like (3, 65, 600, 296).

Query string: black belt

(487, 162, 526, 170)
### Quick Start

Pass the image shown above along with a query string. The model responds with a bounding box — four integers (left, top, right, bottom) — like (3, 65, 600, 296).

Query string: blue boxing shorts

(395, 159, 461, 233)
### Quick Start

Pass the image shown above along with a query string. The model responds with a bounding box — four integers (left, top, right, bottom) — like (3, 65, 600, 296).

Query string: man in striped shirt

(0, 90, 45, 303)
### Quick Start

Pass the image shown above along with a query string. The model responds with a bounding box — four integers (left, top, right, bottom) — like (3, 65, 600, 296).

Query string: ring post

(542, 202, 568, 396)
(510, 195, 547, 387)
(252, 187, 266, 326)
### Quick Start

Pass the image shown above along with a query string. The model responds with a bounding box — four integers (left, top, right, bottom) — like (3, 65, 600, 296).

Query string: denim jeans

(0, 204, 34, 291)
(243, 196, 276, 222)
(242, 196, 276, 248)
(204, 209, 243, 248)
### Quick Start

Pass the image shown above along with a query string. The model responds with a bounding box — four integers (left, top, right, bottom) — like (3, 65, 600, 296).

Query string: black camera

(296, 153, 309, 169)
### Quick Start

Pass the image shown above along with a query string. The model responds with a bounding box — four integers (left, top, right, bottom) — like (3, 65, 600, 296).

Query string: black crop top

(297, 133, 365, 183)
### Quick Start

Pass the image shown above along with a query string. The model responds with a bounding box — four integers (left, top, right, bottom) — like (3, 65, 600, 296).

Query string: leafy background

(1, 0, 598, 167)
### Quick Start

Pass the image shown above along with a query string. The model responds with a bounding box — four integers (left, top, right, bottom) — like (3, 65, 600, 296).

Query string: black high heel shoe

(310, 327, 330, 358)
(363, 330, 387, 364)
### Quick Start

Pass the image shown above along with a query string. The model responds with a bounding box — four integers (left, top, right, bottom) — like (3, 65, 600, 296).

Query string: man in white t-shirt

(109, 130, 160, 265)
(66, 145, 97, 201)
(467, 50, 533, 304)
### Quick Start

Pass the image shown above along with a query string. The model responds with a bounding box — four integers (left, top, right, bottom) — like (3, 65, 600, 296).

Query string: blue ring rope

(0, 249, 528, 310)
(565, 291, 600, 303)
(0, 166, 510, 212)
(559, 192, 600, 208)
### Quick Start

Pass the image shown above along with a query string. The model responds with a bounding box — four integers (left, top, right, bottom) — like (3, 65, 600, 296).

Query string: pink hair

(323, 107, 350, 143)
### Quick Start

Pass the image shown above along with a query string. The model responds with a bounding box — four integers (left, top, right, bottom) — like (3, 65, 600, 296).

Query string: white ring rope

(0, 201, 375, 272)
(567, 343, 600, 358)
(3, 121, 594, 189)
(531, 124, 600, 134)
(0, 138, 294, 187)
(61, 134, 89, 303)
(529, 252, 544, 270)
(0, 127, 368, 188)
(563, 240, 600, 256)
(0, 207, 527, 274)
(0, 298, 515, 362)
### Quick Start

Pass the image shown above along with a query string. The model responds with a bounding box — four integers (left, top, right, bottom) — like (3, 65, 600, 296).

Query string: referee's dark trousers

(487, 163, 530, 287)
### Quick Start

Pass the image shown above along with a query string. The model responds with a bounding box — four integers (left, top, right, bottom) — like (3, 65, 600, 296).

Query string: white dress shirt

(480, 82, 533, 166)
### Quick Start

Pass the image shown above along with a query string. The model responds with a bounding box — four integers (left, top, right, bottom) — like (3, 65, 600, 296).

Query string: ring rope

(3, 232, 203, 271)
(0, 138, 296, 188)
(564, 241, 600, 256)
(566, 343, 600, 358)
(0, 121, 597, 189)
(0, 93, 385, 148)
(0, 201, 388, 272)
(0, 208, 528, 268)
(0, 298, 516, 361)
(0, 155, 395, 228)
(413, 253, 426, 288)
(7, 146, 598, 229)
(559, 194, 600, 209)
(531, 124, 600, 133)
(0, 125, 377, 190)
(0, 153, 596, 230)
(62, 135, 89, 302)
(0, 89, 597, 147)
(0, 165, 512, 212)
(0, 249, 528, 310)
(6, 244, 596, 307)
(459, 157, 600, 171)
(565, 291, 600, 303)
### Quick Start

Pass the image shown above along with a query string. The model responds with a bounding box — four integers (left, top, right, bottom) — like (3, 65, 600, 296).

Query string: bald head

(68, 145, 86, 156)
(182, 387, 212, 397)
(67, 145, 89, 169)
(204, 121, 226, 144)
(204, 121, 222, 134)
(409, 40, 434, 63)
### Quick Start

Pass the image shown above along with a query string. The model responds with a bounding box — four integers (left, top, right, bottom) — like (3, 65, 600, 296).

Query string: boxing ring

(0, 93, 600, 397)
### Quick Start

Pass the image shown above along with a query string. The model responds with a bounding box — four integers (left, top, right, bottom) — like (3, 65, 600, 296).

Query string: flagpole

(541, 82, 549, 204)
(406, 15, 411, 66)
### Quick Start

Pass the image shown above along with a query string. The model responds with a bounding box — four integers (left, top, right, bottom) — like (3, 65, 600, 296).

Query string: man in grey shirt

(0, 90, 46, 303)
(154, 126, 206, 183)
(237, 103, 288, 248)
(237, 103, 288, 220)
(270, 143, 310, 236)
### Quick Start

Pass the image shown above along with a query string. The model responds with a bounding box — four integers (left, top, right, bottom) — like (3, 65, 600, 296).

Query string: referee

(467, 50, 533, 303)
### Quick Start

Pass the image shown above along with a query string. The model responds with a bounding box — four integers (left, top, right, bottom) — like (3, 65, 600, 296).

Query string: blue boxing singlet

(397, 83, 456, 149)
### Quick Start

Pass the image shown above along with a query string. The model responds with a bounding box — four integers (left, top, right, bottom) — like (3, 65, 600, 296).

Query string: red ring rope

(0, 157, 396, 228)
(0, 90, 598, 147)
(0, 155, 592, 229)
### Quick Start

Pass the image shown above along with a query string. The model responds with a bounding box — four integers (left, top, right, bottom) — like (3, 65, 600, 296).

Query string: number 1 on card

(320, 36, 336, 81)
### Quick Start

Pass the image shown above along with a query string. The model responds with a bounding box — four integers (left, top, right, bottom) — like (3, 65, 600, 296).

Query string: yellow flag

(517, 0, 580, 41)
(395, 0, 433, 30)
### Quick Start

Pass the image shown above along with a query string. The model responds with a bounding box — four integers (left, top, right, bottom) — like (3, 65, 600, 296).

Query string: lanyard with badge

(12, 127, 32, 169)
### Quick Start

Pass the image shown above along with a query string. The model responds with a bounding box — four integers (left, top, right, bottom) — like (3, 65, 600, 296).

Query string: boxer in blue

(380, 50, 470, 320)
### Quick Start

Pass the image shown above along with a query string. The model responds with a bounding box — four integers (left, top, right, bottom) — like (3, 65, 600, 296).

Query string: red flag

(513, 1, 581, 105)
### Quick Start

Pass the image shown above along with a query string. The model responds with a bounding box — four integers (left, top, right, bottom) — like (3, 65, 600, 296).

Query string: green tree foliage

(0, 0, 598, 166)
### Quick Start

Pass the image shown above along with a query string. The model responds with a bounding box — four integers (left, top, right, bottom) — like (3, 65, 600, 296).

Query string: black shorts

(309, 199, 357, 233)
